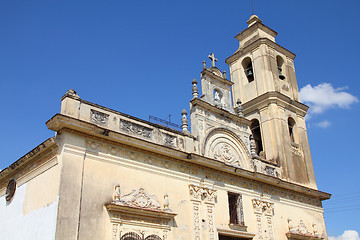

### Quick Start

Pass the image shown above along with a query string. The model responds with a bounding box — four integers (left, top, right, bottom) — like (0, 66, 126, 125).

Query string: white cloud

(329, 230, 360, 240)
(312, 120, 331, 128)
(299, 83, 358, 115)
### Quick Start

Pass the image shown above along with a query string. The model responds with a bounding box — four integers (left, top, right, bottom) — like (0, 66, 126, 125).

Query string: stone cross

(208, 53, 217, 67)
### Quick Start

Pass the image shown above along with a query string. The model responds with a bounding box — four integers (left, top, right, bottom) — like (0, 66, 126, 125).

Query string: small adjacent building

(0, 15, 330, 240)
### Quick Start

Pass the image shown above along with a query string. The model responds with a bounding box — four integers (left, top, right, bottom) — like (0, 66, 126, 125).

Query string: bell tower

(226, 15, 317, 188)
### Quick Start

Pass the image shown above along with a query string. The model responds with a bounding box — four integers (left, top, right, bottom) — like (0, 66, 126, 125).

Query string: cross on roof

(208, 53, 218, 67)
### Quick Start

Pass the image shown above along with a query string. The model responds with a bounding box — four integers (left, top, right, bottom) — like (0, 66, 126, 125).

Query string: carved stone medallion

(213, 143, 240, 167)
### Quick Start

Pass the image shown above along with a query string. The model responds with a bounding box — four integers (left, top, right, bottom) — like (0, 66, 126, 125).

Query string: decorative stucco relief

(204, 129, 250, 169)
(90, 109, 109, 126)
(192, 202, 202, 240)
(114, 187, 162, 211)
(213, 143, 239, 166)
(206, 204, 216, 240)
(120, 119, 152, 139)
(189, 185, 204, 201)
(252, 199, 274, 240)
(189, 185, 217, 240)
(84, 138, 321, 209)
(287, 219, 322, 239)
(163, 134, 176, 147)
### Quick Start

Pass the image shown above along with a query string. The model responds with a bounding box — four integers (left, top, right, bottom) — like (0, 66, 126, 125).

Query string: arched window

(120, 233, 162, 240)
(276, 56, 285, 80)
(145, 235, 162, 240)
(288, 117, 296, 143)
(120, 232, 142, 240)
(250, 119, 263, 155)
(242, 57, 254, 83)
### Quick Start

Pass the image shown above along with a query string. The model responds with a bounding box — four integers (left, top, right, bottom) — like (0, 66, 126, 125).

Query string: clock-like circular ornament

(5, 179, 16, 202)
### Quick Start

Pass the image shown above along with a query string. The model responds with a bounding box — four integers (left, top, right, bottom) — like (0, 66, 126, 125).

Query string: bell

(247, 69, 253, 78)
(278, 67, 285, 80)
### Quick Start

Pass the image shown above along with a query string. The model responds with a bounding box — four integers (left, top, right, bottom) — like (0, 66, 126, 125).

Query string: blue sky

(0, 1, 359, 238)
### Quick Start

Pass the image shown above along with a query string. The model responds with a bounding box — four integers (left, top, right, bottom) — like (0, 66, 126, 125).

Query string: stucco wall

(0, 157, 60, 240)
(55, 132, 326, 240)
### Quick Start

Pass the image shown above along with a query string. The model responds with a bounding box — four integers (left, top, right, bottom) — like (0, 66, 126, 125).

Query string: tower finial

(247, 15, 262, 27)
(251, 0, 254, 15)
(192, 78, 198, 99)
(208, 53, 218, 67)
(181, 109, 190, 134)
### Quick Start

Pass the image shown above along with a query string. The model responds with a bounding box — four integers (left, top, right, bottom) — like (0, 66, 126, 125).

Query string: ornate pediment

(114, 187, 162, 211)
(286, 219, 323, 240)
(107, 186, 176, 240)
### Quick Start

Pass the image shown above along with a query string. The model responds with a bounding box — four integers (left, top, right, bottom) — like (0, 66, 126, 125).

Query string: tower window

(251, 119, 263, 155)
(228, 192, 244, 226)
(288, 117, 296, 143)
(242, 57, 254, 83)
(276, 56, 285, 80)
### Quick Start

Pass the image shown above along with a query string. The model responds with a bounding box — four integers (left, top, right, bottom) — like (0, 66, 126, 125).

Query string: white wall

(0, 182, 58, 240)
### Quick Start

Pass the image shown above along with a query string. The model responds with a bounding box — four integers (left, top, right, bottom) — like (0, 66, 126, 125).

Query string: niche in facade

(214, 89, 223, 107)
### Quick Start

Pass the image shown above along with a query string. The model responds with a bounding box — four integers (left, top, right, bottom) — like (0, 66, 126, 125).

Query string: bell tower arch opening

(276, 55, 286, 80)
(288, 117, 296, 144)
(250, 119, 263, 156)
(225, 15, 317, 188)
(242, 57, 254, 83)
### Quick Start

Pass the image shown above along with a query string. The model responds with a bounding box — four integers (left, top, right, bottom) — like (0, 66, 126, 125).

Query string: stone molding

(189, 185, 217, 240)
(252, 199, 275, 240)
(203, 128, 251, 170)
(0, 137, 57, 181)
(241, 91, 308, 117)
(225, 37, 296, 66)
(108, 186, 176, 240)
(82, 137, 325, 209)
(217, 228, 255, 239)
(47, 114, 330, 203)
(201, 69, 233, 86)
(252, 199, 274, 216)
(189, 184, 217, 204)
(190, 98, 251, 126)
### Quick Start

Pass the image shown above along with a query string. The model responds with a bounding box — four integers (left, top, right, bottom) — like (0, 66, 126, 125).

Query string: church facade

(0, 16, 330, 240)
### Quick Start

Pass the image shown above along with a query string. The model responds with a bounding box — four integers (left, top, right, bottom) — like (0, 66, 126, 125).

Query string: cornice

(241, 92, 309, 117)
(235, 22, 278, 42)
(226, 38, 296, 65)
(46, 114, 330, 201)
(0, 137, 57, 181)
(190, 98, 251, 126)
(217, 227, 255, 239)
(286, 232, 323, 240)
(201, 69, 234, 86)
(106, 203, 176, 221)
